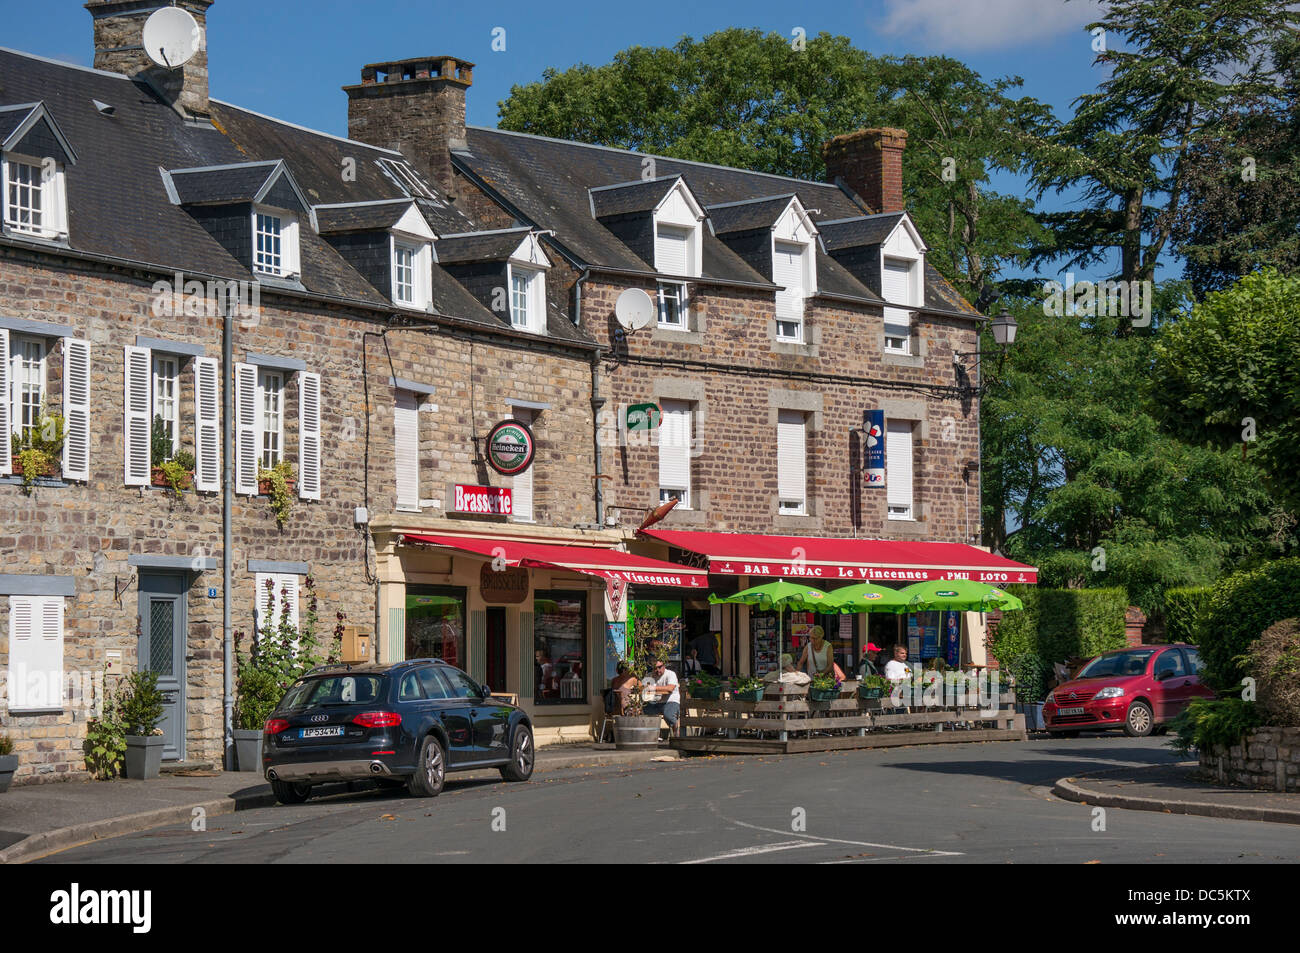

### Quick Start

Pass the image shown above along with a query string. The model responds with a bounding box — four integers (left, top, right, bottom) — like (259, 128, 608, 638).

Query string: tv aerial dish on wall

(142, 6, 202, 69)
(614, 287, 655, 333)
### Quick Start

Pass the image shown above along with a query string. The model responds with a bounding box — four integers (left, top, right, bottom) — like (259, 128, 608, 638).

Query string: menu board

(752, 613, 779, 676)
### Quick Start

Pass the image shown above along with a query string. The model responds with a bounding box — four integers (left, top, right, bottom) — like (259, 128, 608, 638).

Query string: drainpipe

(573, 268, 605, 527)
(221, 298, 234, 769)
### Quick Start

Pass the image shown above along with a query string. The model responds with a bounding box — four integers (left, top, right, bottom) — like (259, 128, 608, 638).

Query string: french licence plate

(300, 726, 344, 739)
(1057, 707, 1085, 717)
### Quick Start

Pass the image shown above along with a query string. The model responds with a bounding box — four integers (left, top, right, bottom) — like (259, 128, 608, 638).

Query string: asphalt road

(37, 736, 1300, 864)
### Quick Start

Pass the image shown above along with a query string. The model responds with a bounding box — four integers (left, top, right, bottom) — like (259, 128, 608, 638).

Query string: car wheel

(499, 724, 535, 782)
(271, 779, 312, 805)
(1124, 701, 1154, 737)
(408, 734, 446, 798)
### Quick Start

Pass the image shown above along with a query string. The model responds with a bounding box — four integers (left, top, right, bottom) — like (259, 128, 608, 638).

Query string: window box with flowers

(258, 461, 297, 526)
(10, 411, 64, 493)
(808, 671, 843, 702)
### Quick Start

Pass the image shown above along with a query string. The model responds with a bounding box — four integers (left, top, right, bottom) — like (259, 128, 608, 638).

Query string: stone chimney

(345, 57, 474, 197)
(823, 127, 908, 214)
(86, 0, 214, 118)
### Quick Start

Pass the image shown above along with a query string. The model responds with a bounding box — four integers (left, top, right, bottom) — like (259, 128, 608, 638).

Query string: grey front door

(138, 572, 187, 761)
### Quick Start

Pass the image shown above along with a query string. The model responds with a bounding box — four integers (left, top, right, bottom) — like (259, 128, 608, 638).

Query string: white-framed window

(658, 398, 693, 510)
(777, 408, 807, 516)
(257, 370, 284, 470)
(655, 223, 695, 277)
(394, 389, 420, 513)
(2, 153, 67, 240)
(510, 407, 537, 522)
(252, 207, 300, 278)
(886, 419, 915, 520)
(10, 334, 46, 440)
(657, 281, 688, 328)
(8, 594, 65, 712)
(254, 572, 301, 638)
(883, 257, 916, 354)
(391, 239, 432, 310)
(774, 239, 809, 342)
(508, 264, 545, 333)
(152, 354, 179, 459)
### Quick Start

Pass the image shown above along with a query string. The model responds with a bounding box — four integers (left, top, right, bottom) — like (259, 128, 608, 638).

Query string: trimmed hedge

(1164, 586, 1212, 645)
(1199, 559, 1300, 691)
(988, 586, 1129, 669)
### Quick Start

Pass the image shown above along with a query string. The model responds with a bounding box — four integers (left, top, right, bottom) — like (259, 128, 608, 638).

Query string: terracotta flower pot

(258, 478, 296, 495)
(11, 459, 58, 478)
(151, 467, 194, 491)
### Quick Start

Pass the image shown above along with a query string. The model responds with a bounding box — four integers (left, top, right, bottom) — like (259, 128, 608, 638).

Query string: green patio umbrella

(821, 582, 913, 614)
(895, 579, 1025, 614)
(709, 582, 831, 677)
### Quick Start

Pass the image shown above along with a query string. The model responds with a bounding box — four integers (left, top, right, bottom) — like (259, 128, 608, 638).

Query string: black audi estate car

(262, 659, 534, 804)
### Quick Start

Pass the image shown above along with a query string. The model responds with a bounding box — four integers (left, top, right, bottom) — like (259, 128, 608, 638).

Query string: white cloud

(876, 0, 1104, 52)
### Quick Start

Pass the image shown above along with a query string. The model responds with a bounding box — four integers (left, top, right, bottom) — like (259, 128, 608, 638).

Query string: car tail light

(353, 711, 401, 728)
(264, 718, 290, 735)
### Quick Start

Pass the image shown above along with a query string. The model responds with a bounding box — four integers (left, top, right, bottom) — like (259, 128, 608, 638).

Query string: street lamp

(953, 309, 1018, 397)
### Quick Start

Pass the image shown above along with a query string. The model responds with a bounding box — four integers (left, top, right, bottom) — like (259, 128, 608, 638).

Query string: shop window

(533, 590, 586, 705)
(406, 585, 466, 667)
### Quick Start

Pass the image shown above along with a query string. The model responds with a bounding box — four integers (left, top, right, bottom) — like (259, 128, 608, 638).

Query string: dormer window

(509, 264, 544, 332)
(883, 257, 918, 354)
(3, 155, 67, 240)
(774, 239, 811, 341)
(253, 207, 299, 278)
(391, 238, 432, 311)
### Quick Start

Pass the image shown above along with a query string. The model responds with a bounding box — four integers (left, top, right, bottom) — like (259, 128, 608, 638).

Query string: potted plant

(612, 610, 669, 750)
(684, 671, 722, 700)
(857, 674, 892, 699)
(148, 419, 197, 497)
(730, 675, 765, 703)
(0, 733, 17, 793)
(10, 412, 64, 493)
(120, 670, 166, 780)
(258, 461, 297, 526)
(808, 671, 842, 702)
(1009, 654, 1049, 730)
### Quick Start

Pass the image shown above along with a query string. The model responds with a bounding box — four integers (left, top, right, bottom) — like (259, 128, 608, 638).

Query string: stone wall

(1201, 727, 1300, 793)
(0, 245, 596, 783)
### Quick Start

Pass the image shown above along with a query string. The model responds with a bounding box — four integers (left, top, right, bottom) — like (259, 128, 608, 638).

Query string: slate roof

(315, 199, 419, 234)
(435, 228, 532, 264)
(167, 161, 288, 206)
(818, 213, 905, 252)
(0, 103, 39, 144)
(0, 48, 597, 346)
(589, 177, 679, 218)
(705, 195, 799, 235)
(457, 126, 979, 316)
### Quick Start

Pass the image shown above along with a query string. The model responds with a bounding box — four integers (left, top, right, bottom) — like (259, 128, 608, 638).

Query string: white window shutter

(298, 371, 322, 500)
(62, 338, 91, 482)
(194, 357, 220, 492)
(8, 595, 64, 712)
(282, 574, 301, 632)
(773, 241, 806, 320)
(886, 420, 914, 510)
(777, 409, 807, 505)
(658, 399, 691, 495)
(394, 390, 419, 511)
(883, 259, 912, 336)
(234, 362, 258, 496)
(0, 328, 10, 475)
(123, 345, 151, 486)
(254, 573, 275, 635)
(655, 226, 689, 275)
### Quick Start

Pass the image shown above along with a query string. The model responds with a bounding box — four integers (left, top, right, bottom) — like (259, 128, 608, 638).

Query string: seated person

(642, 660, 681, 735)
(858, 643, 883, 679)
(883, 644, 911, 680)
(608, 663, 637, 715)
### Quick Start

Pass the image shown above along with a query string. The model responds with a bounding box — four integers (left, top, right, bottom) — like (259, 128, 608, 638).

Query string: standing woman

(798, 625, 836, 678)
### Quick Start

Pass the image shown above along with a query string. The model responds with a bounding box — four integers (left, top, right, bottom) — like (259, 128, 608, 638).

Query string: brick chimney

(823, 127, 908, 214)
(345, 57, 474, 197)
(86, 0, 214, 118)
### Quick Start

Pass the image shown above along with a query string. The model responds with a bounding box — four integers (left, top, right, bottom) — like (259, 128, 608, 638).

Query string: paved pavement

(23, 736, 1300, 864)
(0, 742, 679, 864)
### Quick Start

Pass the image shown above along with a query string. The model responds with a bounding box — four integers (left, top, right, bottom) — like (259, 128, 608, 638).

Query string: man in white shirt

(883, 644, 911, 681)
(643, 660, 681, 735)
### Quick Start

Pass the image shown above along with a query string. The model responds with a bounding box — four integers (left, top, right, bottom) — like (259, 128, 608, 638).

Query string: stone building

(1, 2, 1036, 782)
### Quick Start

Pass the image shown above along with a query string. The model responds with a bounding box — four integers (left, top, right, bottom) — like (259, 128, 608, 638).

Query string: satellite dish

(142, 6, 202, 70)
(614, 287, 655, 333)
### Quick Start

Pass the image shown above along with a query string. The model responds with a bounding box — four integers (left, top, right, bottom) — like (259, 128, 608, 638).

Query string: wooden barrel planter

(613, 715, 661, 750)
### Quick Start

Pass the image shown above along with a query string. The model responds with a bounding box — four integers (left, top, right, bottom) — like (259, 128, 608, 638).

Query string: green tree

(1025, 0, 1297, 287)
(1152, 268, 1300, 514)
(497, 30, 1052, 304)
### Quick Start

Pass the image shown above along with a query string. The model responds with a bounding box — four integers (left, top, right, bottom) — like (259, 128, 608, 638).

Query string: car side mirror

(479, 683, 491, 698)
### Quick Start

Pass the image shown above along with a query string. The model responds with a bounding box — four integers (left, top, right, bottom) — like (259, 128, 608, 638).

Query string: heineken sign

(485, 419, 535, 476)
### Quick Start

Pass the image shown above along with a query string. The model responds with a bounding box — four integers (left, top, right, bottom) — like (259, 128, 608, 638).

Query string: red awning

(400, 533, 709, 588)
(639, 529, 1038, 585)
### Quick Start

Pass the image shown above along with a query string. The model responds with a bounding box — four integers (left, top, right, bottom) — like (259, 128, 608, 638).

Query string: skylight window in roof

(376, 158, 436, 200)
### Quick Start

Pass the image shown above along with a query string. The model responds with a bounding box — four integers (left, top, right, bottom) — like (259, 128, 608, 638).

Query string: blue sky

(6, 0, 1127, 282)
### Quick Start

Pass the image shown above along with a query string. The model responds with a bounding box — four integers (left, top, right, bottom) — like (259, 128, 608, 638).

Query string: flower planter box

(11, 459, 59, 478)
(258, 478, 296, 496)
(151, 467, 195, 492)
(688, 687, 722, 701)
(858, 686, 886, 700)
(808, 687, 841, 702)
(732, 688, 764, 703)
(0, 754, 18, 793)
(232, 728, 262, 772)
(124, 735, 165, 780)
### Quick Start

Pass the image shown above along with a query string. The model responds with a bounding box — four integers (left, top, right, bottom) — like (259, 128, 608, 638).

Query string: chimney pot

(85, 0, 215, 118)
